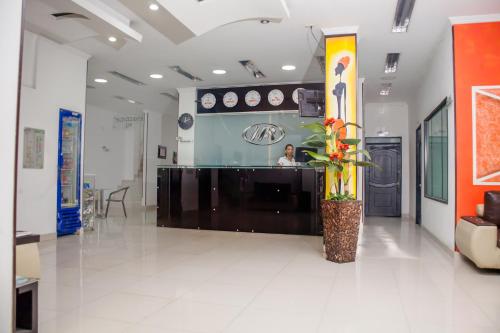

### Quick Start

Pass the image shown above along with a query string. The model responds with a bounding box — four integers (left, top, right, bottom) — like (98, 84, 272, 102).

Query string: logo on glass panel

(242, 123, 285, 145)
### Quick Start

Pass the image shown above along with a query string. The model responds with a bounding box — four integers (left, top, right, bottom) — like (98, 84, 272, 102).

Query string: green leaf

(303, 150, 330, 162)
(345, 149, 372, 160)
(302, 140, 326, 148)
(339, 122, 362, 129)
(341, 138, 361, 145)
(307, 160, 327, 168)
(301, 122, 326, 134)
(328, 164, 342, 172)
(304, 133, 325, 141)
(353, 161, 379, 168)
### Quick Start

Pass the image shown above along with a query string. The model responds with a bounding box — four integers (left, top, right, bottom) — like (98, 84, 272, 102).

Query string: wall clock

(178, 113, 194, 130)
(292, 88, 301, 104)
(201, 93, 216, 109)
(268, 89, 284, 106)
(223, 91, 238, 108)
(245, 90, 261, 107)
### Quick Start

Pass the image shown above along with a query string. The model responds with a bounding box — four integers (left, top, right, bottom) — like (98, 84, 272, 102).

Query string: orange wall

(453, 22, 500, 223)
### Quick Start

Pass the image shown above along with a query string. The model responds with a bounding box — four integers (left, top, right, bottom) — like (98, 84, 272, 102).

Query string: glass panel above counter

(194, 112, 321, 166)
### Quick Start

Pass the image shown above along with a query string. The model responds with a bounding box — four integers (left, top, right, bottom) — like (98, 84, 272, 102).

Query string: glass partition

(194, 112, 319, 166)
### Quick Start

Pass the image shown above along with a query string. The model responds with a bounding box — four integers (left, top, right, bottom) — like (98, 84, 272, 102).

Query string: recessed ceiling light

(282, 65, 296, 71)
(260, 19, 270, 24)
(108, 36, 117, 43)
(212, 69, 227, 75)
(384, 53, 400, 73)
(149, 3, 159, 11)
(94, 78, 107, 83)
(128, 99, 136, 104)
(149, 73, 163, 79)
(392, 0, 415, 33)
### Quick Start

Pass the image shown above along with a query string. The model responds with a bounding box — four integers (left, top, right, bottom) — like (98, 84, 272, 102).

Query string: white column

(176, 87, 197, 165)
(0, 0, 23, 331)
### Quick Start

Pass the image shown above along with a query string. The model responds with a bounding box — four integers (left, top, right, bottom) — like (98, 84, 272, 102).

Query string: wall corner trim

(449, 14, 500, 25)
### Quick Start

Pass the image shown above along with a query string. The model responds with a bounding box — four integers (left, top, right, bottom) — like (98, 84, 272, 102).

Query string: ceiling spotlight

(384, 53, 400, 73)
(260, 19, 270, 24)
(212, 69, 227, 75)
(379, 83, 392, 96)
(108, 36, 117, 43)
(149, 73, 163, 79)
(149, 3, 159, 11)
(392, 0, 416, 33)
(128, 99, 136, 104)
(94, 78, 107, 83)
(281, 65, 296, 71)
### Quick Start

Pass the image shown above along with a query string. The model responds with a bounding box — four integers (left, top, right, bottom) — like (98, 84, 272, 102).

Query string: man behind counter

(277, 143, 297, 167)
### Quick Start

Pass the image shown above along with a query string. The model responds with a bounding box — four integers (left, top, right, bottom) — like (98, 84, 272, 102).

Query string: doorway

(364, 137, 402, 217)
(416, 126, 422, 225)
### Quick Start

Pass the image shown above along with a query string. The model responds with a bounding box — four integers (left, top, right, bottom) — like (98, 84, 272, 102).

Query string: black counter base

(157, 168, 323, 236)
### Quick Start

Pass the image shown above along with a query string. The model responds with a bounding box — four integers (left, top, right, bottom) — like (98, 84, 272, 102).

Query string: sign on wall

(23, 127, 45, 169)
(324, 34, 358, 197)
(112, 115, 144, 129)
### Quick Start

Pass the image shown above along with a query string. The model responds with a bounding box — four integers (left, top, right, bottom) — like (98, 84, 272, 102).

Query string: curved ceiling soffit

(119, 0, 290, 44)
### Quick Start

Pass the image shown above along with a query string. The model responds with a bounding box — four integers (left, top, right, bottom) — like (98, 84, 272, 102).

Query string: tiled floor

(37, 206, 500, 333)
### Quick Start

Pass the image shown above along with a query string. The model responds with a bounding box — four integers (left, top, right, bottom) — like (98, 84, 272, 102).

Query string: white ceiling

(24, 0, 500, 115)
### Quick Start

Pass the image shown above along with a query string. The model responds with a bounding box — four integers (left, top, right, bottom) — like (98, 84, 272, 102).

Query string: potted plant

(302, 117, 375, 263)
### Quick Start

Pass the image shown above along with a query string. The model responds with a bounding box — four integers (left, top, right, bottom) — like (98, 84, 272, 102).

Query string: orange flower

(333, 118, 347, 140)
(323, 117, 336, 126)
(338, 152, 344, 160)
(329, 152, 338, 161)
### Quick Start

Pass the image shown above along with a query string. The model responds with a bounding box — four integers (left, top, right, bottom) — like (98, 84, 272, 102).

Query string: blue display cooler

(57, 109, 82, 236)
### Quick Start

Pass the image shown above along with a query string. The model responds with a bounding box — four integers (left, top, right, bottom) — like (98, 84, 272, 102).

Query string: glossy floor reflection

(37, 207, 500, 333)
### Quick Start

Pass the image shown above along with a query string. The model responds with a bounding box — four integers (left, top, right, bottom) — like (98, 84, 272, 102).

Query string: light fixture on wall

(149, 3, 159, 11)
(149, 73, 163, 79)
(392, 0, 416, 33)
(94, 78, 107, 83)
(384, 53, 400, 73)
(108, 36, 117, 43)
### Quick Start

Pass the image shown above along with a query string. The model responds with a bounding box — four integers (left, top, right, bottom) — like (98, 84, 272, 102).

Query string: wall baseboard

(40, 233, 57, 242)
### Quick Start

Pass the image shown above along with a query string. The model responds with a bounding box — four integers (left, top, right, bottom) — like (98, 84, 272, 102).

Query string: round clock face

(292, 88, 301, 104)
(268, 89, 285, 106)
(201, 93, 216, 109)
(223, 91, 238, 108)
(245, 90, 261, 107)
(178, 113, 194, 130)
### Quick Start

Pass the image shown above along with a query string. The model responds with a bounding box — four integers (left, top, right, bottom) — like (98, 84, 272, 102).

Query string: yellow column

(324, 34, 358, 198)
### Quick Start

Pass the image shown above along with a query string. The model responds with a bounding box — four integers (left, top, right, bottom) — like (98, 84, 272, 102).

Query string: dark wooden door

(365, 137, 402, 217)
(416, 126, 422, 225)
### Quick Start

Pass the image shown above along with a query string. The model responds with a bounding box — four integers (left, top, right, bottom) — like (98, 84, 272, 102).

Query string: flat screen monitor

(295, 147, 317, 163)
(298, 89, 325, 118)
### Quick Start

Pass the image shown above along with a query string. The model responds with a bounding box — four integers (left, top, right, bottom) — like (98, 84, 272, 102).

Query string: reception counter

(157, 166, 324, 235)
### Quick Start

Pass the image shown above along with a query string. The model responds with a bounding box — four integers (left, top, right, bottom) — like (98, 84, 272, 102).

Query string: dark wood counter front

(157, 167, 324, 235)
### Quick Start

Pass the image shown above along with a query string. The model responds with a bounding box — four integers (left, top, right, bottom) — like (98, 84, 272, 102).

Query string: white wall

(365, 102, 410, 216)
(0, 1, 23, 330)
(161, 112, 179, 164)
(84, 105, 144, 189)
(17, 31, 89, 236)
(176, 87, 197, 165)
(143, 111, 164, 206)
(409, 27, 456, 250)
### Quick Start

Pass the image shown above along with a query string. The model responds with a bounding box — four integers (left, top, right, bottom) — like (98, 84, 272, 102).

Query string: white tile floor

(37, 206, 500, 333)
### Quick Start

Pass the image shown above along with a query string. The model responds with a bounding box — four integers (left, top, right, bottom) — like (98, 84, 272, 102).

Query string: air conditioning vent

(160, 92, 179, 101)
(169, 66, 202, 81)
(109, 71, 146, 86)
(51, 12, 89, 20)
(239, 60, 266, 79)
